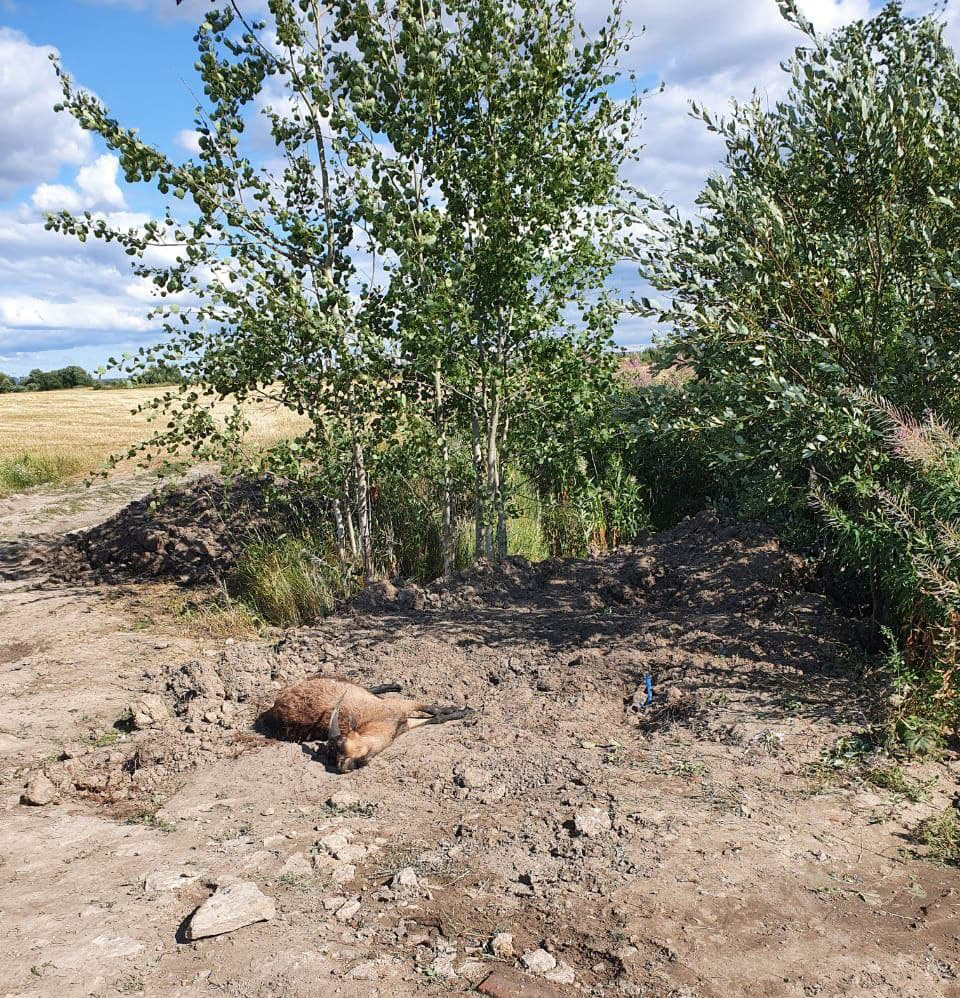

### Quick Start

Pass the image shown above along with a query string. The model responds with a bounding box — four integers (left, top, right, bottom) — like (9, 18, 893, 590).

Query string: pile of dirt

(46, 475, 308, 585)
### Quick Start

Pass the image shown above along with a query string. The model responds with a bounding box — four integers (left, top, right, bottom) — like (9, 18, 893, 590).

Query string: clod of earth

(572, 806, 611, 838)
(20, 772, 57, 806)
(129, 694, 170, 730)
(478, 967, 567, 998)
(184, 881, 276, 940)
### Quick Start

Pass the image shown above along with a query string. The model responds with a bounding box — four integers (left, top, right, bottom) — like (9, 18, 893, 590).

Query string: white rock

(323, 895, 348, 911)
(143, 870, 200, 892)
(545, 962, 576, 984)
(279, 852, 313, 877)
(129, 694, 169, 730)
(573, 806, 612, 838)
(347, 961, 379, 981)
(21, 772, 57, 806)
(185, 882, 275, 940)
(491, 932, 514, 959)
(318, 831, 351, 854)
(335, 898, 361, 922)
(429, 954, 459, 980)
(521, 948, 557, 975)
(331, 863, 356, 884)
(391, 867, 419, 889)
(334, 843, 368, 864)
(453, 764, 491, 788)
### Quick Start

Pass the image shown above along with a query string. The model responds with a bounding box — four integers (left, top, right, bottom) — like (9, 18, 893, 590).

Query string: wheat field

(0, 387, 307, 495)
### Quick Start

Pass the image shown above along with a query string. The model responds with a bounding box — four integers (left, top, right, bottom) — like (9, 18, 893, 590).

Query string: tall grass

(228, 535, 348, 626)
(0, 452, 87, 497)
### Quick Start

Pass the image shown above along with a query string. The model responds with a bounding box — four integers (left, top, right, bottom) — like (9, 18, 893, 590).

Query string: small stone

(573, 807, 611, 838)
(328, 790, 361, 810)
(331, 863, 356, 884)
(263, 833, 292, 849)
(454, 764, 491, 789)
(129, 694, 169, 730)
(260, 808, 275, 816)
(279, 852, 313, 877)
(347, 961, 379, 981)
(318, 831, 351, 854)
(21, 772, 56, 806)
(479, 783, 507, 804)
(323, 895, 348, 911)
(478, 968, 565, 998)
(335, 898, 361, 922)
(429, 954, 459, 980)
(143, 870, 200, 892)
(185, 881, 275, 940)
(544, 962, 575, 985)
(521, 949, 557, 975)
(334, 843, 368, 864)
(458, 958, 490, 984)
(490, 932, 514, 959)
(391, 867, 419, 889)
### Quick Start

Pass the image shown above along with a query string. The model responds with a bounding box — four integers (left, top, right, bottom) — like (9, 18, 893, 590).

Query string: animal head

(326, 694, 370, 773)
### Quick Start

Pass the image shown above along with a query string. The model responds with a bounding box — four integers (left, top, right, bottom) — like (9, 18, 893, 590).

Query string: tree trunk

(485, 392, 505, 563)
(332, 499, 347, 564)
(344, 504, 358, 559)
(353, 439, 374, 581)
(471, 412, 486, 560)
(434, 363, 455, 576)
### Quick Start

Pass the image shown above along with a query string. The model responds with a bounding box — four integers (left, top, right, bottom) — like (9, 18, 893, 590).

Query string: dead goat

(258, 676, 473, 772)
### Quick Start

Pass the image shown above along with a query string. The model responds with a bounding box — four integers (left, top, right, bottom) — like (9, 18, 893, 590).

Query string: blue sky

(0, 0, 954, 375)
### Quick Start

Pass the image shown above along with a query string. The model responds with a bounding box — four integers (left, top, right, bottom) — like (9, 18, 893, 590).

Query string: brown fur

(258, 676, 471, 771)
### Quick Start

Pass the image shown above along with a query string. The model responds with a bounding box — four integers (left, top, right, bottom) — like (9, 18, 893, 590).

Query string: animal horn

(328, 692, 348, 742)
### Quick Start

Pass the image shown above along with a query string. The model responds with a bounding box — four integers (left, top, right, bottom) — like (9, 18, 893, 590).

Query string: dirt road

(1, 479, 958, 998)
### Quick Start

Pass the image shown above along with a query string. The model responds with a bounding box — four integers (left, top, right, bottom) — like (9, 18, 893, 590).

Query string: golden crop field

(0, 387, 307, 494)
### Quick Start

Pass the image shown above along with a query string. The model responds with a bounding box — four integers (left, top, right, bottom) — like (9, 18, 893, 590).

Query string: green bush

(23, 366, 93, 391)
(627, 1, 960, 740)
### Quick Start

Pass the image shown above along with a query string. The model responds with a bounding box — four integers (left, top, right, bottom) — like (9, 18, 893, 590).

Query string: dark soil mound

(47, 475, 298, 585)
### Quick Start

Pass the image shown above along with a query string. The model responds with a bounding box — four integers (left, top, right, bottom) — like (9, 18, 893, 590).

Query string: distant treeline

(0, 363, 184, 393)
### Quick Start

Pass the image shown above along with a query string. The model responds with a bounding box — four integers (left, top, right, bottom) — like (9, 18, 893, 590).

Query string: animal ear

(328, 692, 348, 742)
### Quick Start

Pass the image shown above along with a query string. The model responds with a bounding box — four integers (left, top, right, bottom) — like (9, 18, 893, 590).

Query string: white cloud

(30, 183, 83, 214)
(614, 0, 875, 211)
(0, 28, 92, 199)
(31, 155, 127, 214)
(175, 129, 202, 154)
(0, 295, 150, 332)
(76, 154, 126, 209)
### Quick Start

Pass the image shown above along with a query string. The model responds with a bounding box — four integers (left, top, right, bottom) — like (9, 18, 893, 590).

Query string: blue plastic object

(644, 674, 653, 707)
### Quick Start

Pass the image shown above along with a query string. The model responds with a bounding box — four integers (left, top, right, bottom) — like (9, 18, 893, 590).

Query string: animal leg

(367, 682, 402, 695)
(408, 707, 475, 727)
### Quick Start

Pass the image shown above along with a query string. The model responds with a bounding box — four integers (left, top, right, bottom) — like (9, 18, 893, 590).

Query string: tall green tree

(48, 0, 640, 576)
(333, 0, 641, 562)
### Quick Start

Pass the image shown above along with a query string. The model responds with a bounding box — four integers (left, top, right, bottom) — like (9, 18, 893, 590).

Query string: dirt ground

(1, 476, 958, 998)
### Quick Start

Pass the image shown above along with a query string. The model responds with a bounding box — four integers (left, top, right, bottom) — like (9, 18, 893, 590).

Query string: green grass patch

(862, 764, 931, 803)
(0, 452, 87, 497)
(229, 534, 349, 627)
(914, 808, 960, 865)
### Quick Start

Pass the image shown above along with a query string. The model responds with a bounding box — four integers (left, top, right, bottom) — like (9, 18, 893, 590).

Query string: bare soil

(1, 477, 958, 998)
